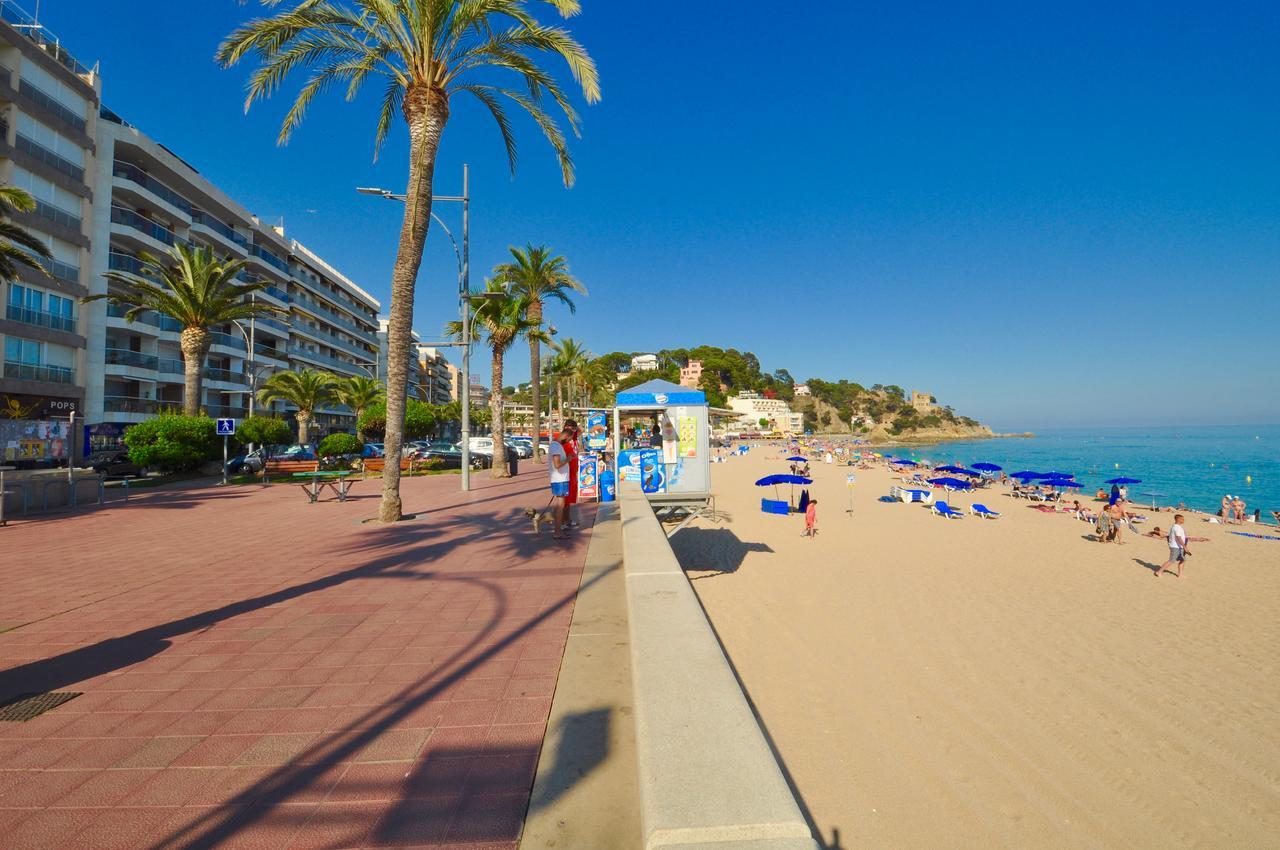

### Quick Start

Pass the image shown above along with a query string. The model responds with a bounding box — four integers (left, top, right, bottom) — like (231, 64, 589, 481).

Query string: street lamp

(357, 165, 480, 490)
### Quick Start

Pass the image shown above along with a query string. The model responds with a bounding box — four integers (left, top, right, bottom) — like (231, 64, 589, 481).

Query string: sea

(893, 424, 1280, 517)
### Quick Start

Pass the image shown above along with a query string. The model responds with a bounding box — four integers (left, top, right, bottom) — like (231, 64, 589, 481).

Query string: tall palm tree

(332, 374, 385, 440)
(257, 369, 337, 445)
(83, 245, 281, 417)
(548, 336, 588, 423)
(0, 185, 51, 282)
(219, 2, 600, 522)
(493, 244, 586, 461)
(446, 282, 546, 477)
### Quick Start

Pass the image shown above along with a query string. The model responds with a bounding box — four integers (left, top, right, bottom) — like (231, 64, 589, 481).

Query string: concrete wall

(619, 486, 818, 850)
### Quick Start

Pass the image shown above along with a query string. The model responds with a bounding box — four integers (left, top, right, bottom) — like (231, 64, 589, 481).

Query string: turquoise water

(897, 425, 1280, 517)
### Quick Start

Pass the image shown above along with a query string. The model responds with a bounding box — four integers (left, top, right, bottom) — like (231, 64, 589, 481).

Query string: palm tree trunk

(179, 328, 211, 417)
(379, 88, 448, 523)
(296, 410, 311, 446)
(528, 299, 543, 462)
(490, 346, 509, 478)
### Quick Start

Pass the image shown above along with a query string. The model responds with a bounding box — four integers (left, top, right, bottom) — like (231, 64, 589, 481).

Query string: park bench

(361, 456, 418, 477)
(262, 459, 319, 483)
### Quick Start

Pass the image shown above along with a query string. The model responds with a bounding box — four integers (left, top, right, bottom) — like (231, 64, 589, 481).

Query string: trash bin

(599, 469, 616, 502)
(507, 452, 519, 477)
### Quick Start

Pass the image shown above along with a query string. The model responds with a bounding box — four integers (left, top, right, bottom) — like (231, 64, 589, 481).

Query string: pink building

(679, 359, 703, 388)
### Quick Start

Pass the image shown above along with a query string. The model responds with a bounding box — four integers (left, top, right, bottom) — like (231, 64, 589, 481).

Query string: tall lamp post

(358, 165, 489, 491)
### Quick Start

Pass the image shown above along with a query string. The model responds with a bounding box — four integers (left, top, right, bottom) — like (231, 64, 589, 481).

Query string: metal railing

(253, 342, 288, 361)
(106, 302, 183, 333)
(190, 210, 248, 247)
(204, 366, 247, 385)
(15, 133, 84, 181)
(112, 160, 192, 215)
(0, 1, 95, 77)
(291, 322, 377, 359)
(33, 198, 81, 231)
(18, 79, 87, 132)
(210, 331, 247, 352)
(104, 347, 183, 374)
(103, 396, 161, 415)
(6, 302, 75, 332)
(249, 244, 288, 272)
(287, 346, 374, 374)
(107, 251, 148, 276)
(111, 206, 178, 246)
(37, 255, 78, 283)
(291, 292, 377, 338)
(3, 361, 74, 383)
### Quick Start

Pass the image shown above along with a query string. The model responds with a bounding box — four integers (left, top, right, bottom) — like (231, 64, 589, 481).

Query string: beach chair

(970, 503, 1001, 519)
(933, 501, 964, 519)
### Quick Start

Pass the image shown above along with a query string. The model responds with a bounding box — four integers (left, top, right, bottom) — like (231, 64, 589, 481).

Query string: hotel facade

(0, 6, 444, 463)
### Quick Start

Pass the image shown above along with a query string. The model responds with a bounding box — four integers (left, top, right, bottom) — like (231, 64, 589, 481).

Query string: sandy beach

(673, 447, 1280, 849)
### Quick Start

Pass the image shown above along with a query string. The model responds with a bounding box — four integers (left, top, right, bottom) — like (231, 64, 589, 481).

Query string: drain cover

(0, 692, 82, 721)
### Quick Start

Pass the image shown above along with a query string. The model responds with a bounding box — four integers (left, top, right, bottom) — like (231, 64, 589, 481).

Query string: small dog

(524, 504, 558, 534)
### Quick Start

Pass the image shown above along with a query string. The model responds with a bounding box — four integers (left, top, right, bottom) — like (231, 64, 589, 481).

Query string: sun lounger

(933, 501, 964, 519)
(970, 503, 1001, 519)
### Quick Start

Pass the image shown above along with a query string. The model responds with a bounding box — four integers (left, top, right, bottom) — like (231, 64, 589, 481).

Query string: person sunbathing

(1146, 526, 1209, 542)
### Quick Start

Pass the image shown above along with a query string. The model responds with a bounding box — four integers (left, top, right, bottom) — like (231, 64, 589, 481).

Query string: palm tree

(0, 185, 51, 282)
(219, 3, 600, 521)
(446, 282, 546, 477)
(548, 337, 588, 423)
(332, 375, 385, 440)
(257, 369, 337, 445)
(83, 245, 281, 417)
(493, 244, 586, 461)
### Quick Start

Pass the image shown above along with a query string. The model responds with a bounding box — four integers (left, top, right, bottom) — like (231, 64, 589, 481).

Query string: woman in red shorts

(563, 419, 580, 527)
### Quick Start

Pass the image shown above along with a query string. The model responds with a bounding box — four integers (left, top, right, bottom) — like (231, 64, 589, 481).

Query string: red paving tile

(0, 470, 594, 847)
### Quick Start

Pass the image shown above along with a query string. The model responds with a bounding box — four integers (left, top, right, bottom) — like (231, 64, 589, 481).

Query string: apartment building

(377, 318, 422, 401)
(728, 392, 803, 434)
(0, 8, 100, 464)
(415, 345, 453, 405)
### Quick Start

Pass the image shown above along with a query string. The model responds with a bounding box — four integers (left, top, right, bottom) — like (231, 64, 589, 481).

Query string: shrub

(318, 432, 362, 458)
(235, 416, 291, 448)
(124, 413, 217, 471)
(358, 399, 436, 440)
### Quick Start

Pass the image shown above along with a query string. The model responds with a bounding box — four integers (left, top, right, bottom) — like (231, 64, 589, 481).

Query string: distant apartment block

(793, 383, 810, 396)
(416, 345, 453, 405)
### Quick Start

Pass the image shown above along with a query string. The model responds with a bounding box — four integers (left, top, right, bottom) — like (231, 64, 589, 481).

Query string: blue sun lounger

(970, 503, 1001, 519)
(933, 501, 964, 519)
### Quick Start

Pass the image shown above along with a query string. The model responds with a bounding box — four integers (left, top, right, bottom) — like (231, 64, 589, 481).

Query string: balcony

(204, 403, 249, 419)
(292, 322, 377, 360)
(6, 303, 75, 332)
(111, 206, 179, 247)
(105, 347, 183, 374)
(19, 79, 87, 132)
(287, 346, 375, 375)
(253, 342, 289, 362)
(3, 361, 74, 384)
(38, 255, 79, 284)
(103, 396, 161, 415)
(210, 330, 247, 352)
(106, 303, 183, 333)
(108, 251, 150, 277)
(15, 133, 84, 182)
(33, 198, 81, 232)
(249, 244, 288, 273)
(291, 293, 376, 338)
(204, 367, 247, 385)
(190, 210, 248, 248)
(111, 160, 193, 217)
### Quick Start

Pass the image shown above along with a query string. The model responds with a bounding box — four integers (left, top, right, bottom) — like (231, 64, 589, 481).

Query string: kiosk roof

(615, 379, 707, 407)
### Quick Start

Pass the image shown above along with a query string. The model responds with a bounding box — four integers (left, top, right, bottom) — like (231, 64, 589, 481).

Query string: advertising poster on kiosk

(584, 411, 608, 452)
(638, 447, 665, 494)
(578, 454, 599, 499)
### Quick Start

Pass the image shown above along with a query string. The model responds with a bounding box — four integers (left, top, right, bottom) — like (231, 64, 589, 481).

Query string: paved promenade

(0, 468, 597, 850)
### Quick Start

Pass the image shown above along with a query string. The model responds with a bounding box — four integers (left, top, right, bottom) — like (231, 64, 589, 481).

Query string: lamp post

(357, 165, 482, 490)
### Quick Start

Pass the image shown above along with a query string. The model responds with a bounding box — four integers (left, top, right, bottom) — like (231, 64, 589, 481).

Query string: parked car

(226, 448, 265, 475)
(269, 443, 318, 461)
(362, 443, 385, 458)
(423, 444, 492, 470)
(85, 449, 142, 477)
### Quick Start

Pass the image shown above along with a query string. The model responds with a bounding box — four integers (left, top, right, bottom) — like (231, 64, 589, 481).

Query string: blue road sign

(216, 418, 236, 436)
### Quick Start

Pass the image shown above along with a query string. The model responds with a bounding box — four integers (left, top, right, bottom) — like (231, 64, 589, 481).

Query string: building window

(5, 336, 41, 365)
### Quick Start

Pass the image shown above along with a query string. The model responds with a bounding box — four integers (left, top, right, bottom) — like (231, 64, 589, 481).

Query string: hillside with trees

(578, 347, 992, 442)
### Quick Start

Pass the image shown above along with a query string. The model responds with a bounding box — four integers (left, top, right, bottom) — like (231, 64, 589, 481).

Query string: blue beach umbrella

(1010, 470, 1041, 479)
(928, 476, 973, 492)
(1038, 471, 1075, 480)
(936, 465, 982, 477)
(1105, 477, 1142, 485)
(971, 462, 1002, 472)
(1048, 479, 1084, 490)
(785, 456, 808, 463)
(756, 473, 813, 509)
(891, 459, 919, 467)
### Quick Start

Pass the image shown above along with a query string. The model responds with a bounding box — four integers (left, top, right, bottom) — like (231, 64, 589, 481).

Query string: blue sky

(42, 0, 1280, 429)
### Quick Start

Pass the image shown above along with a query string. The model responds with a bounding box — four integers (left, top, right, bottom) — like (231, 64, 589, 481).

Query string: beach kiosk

(613, 378, 713, 536)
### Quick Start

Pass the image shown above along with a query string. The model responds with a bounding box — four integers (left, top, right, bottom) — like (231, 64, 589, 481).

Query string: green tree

(447, 281, 547, 476)
(235, 416, 291, 449)
(256, 369, 336, 445)
(0, 185, 51, 282)
(332, 375, 385, 440)
(124, 413, 217, 472)
(219, 0, 600, 523)
(359, 398, 436, 440)
(758, 417, 770, 429)
(494, 244, 586, 460)
(83, 245, 281, 416)
(319, 432, 362, 458)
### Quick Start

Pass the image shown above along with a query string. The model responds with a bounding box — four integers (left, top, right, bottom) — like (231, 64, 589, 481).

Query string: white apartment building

(416, 345, 453, 405)
(0, 9, 100, 454)
(728, 393, 803, 434)
(630, 353, 658, 372)
(378, 319, 422, 403)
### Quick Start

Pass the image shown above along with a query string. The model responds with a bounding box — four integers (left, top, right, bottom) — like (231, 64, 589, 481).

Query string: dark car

(86, 449, 141, 477)
(422, 446, 491, 470)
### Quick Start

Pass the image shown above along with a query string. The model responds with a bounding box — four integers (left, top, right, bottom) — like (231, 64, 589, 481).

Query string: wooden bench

(361, 456, 417, 477)
(263, 459, 319, 483)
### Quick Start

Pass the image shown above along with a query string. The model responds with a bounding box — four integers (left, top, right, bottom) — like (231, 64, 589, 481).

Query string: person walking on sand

(803, 498, 818, 538)
(1108, 500, 1127, 544)
(1155, 514, 1190, 578)
(546, 429, 572, 540)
